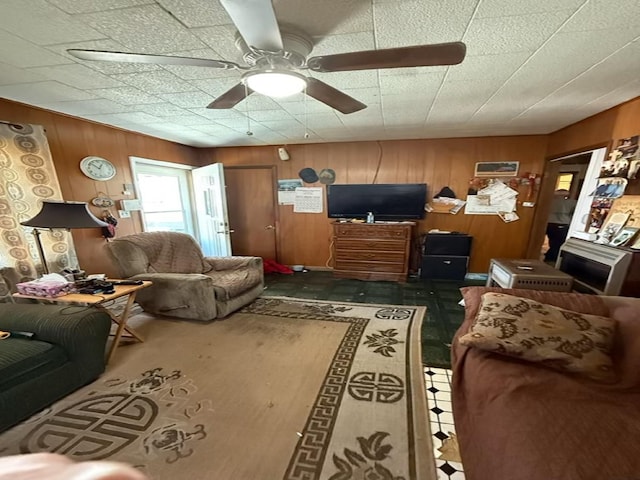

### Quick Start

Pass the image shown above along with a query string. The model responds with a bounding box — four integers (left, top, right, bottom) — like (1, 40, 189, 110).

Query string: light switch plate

(118, 210, 131, 218)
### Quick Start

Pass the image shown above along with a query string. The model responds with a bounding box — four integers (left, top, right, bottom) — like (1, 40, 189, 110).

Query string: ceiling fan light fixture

(243, 70, 306, 98)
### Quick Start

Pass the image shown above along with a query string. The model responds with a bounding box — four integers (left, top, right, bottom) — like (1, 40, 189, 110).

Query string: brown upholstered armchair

(105, 231, 263, 321)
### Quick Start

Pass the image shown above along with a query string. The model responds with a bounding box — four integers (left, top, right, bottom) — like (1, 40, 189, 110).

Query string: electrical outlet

(118, 210, 131, 218)
(522, 202, 535, 207)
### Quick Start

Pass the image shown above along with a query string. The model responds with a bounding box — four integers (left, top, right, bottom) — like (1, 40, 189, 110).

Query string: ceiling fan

(68, 0, 466, 115)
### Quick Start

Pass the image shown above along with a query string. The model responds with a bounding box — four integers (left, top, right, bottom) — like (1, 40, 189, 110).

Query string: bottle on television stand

(366, 211, 374, 224)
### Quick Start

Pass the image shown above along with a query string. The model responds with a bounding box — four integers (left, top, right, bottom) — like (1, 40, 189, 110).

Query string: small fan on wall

(67, 0, 466, 115)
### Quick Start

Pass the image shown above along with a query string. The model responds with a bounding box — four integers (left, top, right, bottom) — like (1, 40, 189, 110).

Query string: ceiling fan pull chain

(244, 83, 253, 136)
(304, 86, 309, 139)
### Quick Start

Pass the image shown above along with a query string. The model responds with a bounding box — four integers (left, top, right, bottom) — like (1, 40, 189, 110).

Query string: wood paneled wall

(1, 99, 200, 276)
(3, 95, 637, 276)
(203, 136, 549, 272)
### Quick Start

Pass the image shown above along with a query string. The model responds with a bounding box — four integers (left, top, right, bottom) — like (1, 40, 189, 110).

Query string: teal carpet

(264, 271, 485, 368)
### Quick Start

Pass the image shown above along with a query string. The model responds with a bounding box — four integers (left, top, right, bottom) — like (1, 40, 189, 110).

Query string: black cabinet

(420, 233, 472, 281)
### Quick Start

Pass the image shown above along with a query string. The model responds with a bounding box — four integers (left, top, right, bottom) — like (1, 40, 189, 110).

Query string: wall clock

(80, 156, 116, 181)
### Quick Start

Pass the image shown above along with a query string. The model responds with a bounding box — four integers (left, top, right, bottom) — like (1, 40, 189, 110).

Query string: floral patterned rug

(0, 297, 433, 479)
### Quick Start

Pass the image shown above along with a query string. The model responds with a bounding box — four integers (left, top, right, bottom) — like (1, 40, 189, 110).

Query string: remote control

(112, 280, 144, 285)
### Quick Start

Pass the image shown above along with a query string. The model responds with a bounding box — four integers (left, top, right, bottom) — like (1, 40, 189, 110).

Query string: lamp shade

(20, 201, 108, 229)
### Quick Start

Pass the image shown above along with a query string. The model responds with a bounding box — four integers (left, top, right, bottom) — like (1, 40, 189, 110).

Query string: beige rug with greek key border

(0, 297, 434, 480)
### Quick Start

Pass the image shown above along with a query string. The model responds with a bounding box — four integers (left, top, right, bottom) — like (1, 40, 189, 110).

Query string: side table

(487, 259, 573, 292)
(13, 281, 151, 363)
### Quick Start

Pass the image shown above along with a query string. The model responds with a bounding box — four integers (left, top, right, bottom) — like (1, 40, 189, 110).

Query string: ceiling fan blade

(220, 0, 283, 52)
(207, 83, 254, 109)
(305, 78, 366, 115)
(307, 42, 466, 73)
(67, 49, 242, 69)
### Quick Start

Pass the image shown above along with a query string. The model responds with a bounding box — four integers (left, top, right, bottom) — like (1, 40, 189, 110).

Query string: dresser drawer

(335, 260, 406, 273)
(335, 238, 407, 252)
(334, 224, 410, 239)
(335, 249, 406, 263)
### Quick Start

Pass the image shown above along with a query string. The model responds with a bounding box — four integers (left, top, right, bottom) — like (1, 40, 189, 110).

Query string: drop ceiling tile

(246, 109, 295, 122)
(90, 86, 162, 105)
(310, 70, 379, 89)
(86, 111, 166, 125)
(189, 123, 240, 136)
(561, 0, 640, 32)
(76, 4, 206, 53)
(0, 81, 97, 103)
(187, 25, 244, 65)
(48, 0, 154, 14)
(475, 0, 584, 18)
(274, 0, 373, 37)
(160, 113, 214, 126)
(310, 32, 375, 58)
(464, 10, 575, 55)
(0, 63, 48, 85)
(110, 70, 194, 94)
(379, 71, 444, 95)
(445, 52, 531, 83)
(26, 63, 123, 90)
(156, 0, 232, 28)
(161, 91, 215, 108)
(0, 30, 70, 68)
(138, 103, 192, 117)
(243, 95, 284, 111)
(188, 108, 247, 121)
(374, 0, 477, 49)
(36, 98, 132, 115)
(279, 99, 338, 115)
(259, 119, 306, 132)
(1, 0, 106, 46)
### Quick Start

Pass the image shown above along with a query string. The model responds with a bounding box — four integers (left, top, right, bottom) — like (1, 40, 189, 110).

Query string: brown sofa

(106, 231, 264, 321)
(452, 287, 640, 480)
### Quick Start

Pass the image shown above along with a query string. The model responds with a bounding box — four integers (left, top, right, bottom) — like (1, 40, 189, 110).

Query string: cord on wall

(325, 237, 335, 268)
(371, 140, 383, 184)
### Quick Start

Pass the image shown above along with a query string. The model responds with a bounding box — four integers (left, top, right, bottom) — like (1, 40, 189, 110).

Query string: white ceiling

(0, 0, 638, 148)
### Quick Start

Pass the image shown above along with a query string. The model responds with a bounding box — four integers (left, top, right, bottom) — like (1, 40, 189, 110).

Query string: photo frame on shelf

(474, 161, 519, 177)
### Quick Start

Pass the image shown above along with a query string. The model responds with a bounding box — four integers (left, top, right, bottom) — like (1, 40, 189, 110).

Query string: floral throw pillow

(458, 292, 618, 382)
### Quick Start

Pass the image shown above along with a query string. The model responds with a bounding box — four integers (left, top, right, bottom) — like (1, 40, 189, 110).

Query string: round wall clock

(80, 156, 116, 181)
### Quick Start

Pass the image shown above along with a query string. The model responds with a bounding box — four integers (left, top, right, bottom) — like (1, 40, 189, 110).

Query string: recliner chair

(106, 231, 264, 321)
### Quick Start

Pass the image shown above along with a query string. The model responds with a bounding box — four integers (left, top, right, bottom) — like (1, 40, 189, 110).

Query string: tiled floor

(425, 367, 465, 480)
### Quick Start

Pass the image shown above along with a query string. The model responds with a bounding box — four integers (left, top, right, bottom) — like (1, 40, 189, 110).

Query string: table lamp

(20, 201, 108, 274)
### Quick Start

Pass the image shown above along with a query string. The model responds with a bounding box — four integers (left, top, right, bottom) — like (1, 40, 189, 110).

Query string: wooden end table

(13, 281, 152, 364)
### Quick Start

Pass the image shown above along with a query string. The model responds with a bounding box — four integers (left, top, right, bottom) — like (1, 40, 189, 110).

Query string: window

(555, 173, 575, 192)
(131, 160, 195, 235)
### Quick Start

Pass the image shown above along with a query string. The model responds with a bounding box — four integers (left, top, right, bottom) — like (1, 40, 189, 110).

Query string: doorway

(530, 147, 607, 262)
(224, 166, 278, 260)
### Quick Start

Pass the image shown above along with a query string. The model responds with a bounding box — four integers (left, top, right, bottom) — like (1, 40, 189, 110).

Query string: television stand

(332, 221, 415, 282)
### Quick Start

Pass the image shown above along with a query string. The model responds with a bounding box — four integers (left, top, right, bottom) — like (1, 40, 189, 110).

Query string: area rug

(0, 297, 434, 480)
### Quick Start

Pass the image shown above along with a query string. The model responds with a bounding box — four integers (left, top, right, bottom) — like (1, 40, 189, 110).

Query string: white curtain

(0, 121, 76, 278)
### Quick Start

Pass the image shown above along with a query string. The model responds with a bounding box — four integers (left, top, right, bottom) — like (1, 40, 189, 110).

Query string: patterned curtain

(0, 122, 77, 278)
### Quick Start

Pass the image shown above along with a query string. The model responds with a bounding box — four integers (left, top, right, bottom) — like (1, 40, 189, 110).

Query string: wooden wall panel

(206, 136, 549, 272)
(612, 97, 640, 140)
(1, 99, 200, 276)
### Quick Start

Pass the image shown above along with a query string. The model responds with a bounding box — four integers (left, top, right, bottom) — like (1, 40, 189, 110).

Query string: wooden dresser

(332, 222, 415, 282)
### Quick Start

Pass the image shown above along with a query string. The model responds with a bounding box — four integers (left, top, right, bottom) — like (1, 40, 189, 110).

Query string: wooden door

(224, 166, 278, 260)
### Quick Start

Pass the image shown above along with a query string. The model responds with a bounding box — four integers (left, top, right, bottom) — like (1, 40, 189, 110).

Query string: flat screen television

(327, 183, 427, 220)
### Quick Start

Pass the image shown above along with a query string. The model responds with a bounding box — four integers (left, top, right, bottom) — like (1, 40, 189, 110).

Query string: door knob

(265, 225, 275, 230)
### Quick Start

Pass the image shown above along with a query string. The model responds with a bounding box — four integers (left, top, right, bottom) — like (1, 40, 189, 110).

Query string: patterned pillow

(458, 292, 618, 382)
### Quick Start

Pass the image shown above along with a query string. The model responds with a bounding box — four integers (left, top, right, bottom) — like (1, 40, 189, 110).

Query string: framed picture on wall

(474, 161, 519, 177)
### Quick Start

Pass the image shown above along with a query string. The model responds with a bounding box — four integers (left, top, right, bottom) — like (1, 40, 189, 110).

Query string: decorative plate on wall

(80, 156, 116, 181)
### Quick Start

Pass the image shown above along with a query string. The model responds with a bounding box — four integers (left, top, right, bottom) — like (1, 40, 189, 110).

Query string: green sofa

(0, 303, 111, 433)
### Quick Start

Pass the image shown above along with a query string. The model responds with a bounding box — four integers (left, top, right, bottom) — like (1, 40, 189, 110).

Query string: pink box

(16, 280, 73, 297)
